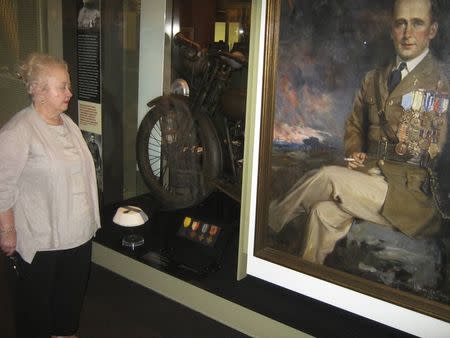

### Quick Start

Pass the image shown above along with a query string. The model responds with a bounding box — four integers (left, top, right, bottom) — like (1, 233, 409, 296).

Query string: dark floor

(0, 255, 248, 338)
(93, 192, 416, 338)
(0, 191, 421, 338)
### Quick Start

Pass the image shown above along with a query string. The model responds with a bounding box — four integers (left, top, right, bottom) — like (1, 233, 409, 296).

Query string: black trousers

(11, 240, 92, 338)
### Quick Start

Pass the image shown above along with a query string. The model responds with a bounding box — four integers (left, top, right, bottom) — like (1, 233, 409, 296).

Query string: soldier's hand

(346, 152, 367, 169)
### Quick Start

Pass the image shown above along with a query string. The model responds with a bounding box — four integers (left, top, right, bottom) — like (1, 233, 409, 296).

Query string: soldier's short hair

(393, 0, 439, 24)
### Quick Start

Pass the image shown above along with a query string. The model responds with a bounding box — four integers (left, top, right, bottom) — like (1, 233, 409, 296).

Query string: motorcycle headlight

(170, 78, 190, 97)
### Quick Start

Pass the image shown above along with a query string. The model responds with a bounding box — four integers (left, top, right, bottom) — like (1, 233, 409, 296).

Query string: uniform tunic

(345, 52, 448, 237)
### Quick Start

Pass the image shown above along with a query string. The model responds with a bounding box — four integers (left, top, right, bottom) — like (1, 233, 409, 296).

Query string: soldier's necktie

(387, 62, 407, 93)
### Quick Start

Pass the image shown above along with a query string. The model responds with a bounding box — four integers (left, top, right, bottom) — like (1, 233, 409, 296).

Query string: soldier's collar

(395, 49, 429, 74)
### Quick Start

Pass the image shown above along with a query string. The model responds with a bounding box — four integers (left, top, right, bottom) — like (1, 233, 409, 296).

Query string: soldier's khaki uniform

(269, 53, 449, 264)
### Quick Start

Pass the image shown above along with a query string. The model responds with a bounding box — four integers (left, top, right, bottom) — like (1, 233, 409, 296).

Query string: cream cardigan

(0, 105, 100, 262)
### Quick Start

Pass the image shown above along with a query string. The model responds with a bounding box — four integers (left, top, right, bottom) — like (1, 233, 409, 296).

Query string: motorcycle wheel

(136, 95, 223, 210)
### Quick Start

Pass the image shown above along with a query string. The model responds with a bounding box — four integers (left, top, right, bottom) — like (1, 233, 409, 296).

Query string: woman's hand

(0, 209, 16, 256)
(0, 229, 16, 256)
(346, 152, 367, 169)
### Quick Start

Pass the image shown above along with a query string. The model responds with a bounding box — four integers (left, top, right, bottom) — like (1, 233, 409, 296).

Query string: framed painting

(253, 0, 450, 326)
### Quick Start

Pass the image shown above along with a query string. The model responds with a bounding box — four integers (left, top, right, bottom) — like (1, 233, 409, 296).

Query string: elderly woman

(0, 53, 100, 338)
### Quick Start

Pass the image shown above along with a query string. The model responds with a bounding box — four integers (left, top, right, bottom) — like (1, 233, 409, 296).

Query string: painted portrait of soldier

(265, 0, 450, 305)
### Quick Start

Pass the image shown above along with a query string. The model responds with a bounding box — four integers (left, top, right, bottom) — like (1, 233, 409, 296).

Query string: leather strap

(367, 140, 412, 163)
(374, 69, 399, 143)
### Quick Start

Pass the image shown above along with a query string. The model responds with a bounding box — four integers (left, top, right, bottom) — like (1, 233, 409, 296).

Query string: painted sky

(273, 0, 393, 149)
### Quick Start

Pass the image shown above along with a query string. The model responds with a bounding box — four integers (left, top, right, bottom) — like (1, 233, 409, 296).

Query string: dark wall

(62, 1, 78, 122)
(99, 0, 124, 206)
(62, 0, 124, 206)
(174, 0, 215, 48)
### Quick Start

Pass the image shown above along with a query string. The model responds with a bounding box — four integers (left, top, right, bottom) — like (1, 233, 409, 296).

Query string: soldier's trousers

(268, 165, 391, 264)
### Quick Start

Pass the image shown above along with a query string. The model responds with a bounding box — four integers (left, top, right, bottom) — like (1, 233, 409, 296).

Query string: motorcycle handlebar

(174, 32, 247, 69)
(218, 51, 247, 69)
(174, 32, 202, 53)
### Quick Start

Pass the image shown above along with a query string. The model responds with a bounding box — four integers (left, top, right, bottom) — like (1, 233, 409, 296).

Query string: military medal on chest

(398, 89, 449, 160)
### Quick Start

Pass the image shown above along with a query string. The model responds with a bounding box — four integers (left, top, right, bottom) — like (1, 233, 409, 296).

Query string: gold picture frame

(254, 0, 450, 323)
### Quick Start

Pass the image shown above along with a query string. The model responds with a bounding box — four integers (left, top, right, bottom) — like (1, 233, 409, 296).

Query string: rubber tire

(136, 95, 222, 210)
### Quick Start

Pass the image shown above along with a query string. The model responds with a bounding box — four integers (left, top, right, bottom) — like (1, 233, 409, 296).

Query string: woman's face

(38, 66, 72, 115)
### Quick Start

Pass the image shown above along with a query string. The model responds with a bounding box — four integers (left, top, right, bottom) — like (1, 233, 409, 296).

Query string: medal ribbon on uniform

(411, 90, 424, 111)
(433, 95, 441, 115)
(398, 90, 449, 159)
(424, 92, 435, 112)
(439, 96, 449, 114)
(401, 92, 413, 111)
